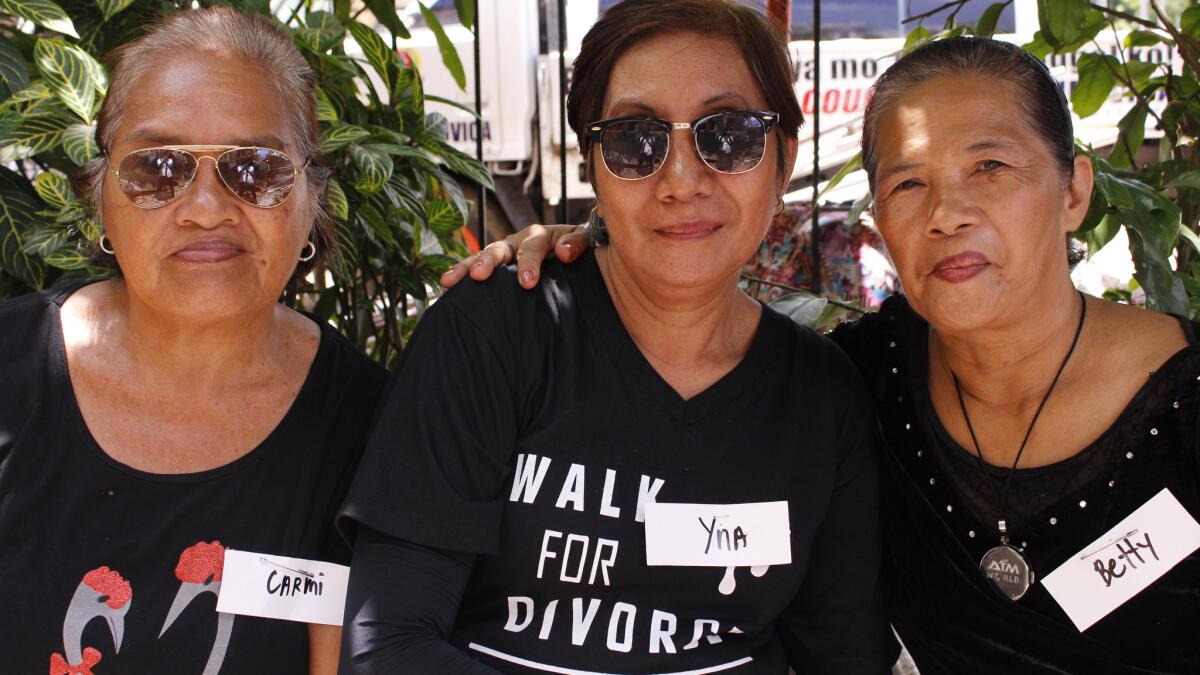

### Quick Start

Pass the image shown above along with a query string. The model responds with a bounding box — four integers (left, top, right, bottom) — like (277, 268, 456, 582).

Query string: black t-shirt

(833, 294, 1200, 674)
(340, 251, 894, 674)
(0, 285, 385, 674)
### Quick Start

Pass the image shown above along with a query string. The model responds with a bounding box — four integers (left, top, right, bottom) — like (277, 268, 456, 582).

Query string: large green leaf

(974, 2, 1007, 38)
(3, 81, 50, 108)
(419, 2, 465, 91)
(1037, 0, 1088, 48)
(769, 292, 828, 329)
(1071, 54, 1117, 119)
(0, 0, 78, 38)
(32, 170, 71, 208)
(61, 122, 97, 164)
(0, 166, 46, 288)
(1167, 171, 1200, 190)
(0, 36, 29, 94)
(1107, 101, 1148, 169)
(1, 112, 71, 160)
(818, 154, 861, 199)
(42, 242, 89, 270)
(363, 0, 409, 39)
(454, 0, 475, 31)
(95, 0, 133, 21)
(19, 221, 67, 256)
(1182, 5, 1200, 40)
(347, 20, 394, 97)
(34, 38, 97, 122)
(349, 143, 393, 193)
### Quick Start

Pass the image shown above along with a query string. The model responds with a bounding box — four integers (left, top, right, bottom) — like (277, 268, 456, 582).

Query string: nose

(653, 128, 714, 203)
(923, 180, 979, 238)
(172, 155, 241, 228)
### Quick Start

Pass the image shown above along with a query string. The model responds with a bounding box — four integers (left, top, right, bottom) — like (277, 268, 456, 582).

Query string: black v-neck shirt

(0, 285, 386, 674)
(340, 251, 895, 674)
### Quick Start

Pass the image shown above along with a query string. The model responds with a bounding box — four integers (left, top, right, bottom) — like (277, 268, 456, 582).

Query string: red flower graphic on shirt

(174, 540, 226, 584)
(51, 567, 132, 675)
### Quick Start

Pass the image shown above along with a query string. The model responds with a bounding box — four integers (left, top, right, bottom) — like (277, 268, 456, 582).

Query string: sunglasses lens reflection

(117, 149, 199, 208)
(694, 112, 765, 174)
(600, 120, 669, 179)
(216, 148, 296, 208)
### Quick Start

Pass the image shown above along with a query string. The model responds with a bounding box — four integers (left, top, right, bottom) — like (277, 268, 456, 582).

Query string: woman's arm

(340, 527, 502, 675)
(776, 397, 897, 673)
(308, 624, 340, 675)
(440, 224, 587, 289)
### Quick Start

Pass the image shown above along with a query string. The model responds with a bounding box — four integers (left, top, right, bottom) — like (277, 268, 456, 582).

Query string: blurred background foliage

(0, 0, 487, 366)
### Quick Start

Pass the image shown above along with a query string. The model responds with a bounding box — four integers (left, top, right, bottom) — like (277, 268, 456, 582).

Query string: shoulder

(0, 285, 67, 365)
(830, 293, 919, 381)
(1089, 297, 1192, 369)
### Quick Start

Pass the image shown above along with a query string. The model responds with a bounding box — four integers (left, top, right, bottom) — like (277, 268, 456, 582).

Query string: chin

(910, 285, 1005, 335)
(155, 269, 278, 321)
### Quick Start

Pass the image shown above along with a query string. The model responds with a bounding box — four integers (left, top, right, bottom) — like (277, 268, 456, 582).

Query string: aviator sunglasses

(586, 109, 778, 180)
(111, 145, 309, 209)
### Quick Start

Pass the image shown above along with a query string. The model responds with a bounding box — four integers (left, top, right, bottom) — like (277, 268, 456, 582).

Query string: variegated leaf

(320, 124, 370, 153)
(1, 112, 70, 161)
(62, 122, 97, 164)
(424, 198, 459, 235)
(346, 20, 393, 98)
(0, 35, 29, 94)
(0, 0, 78, 38)
(314, 87, 338, 123)
(349, 143, 392, 194)
(0, 166, 46, 288)
(34, 38, 96, 122)
(43, 242, 89, 269)
(20, 220, 67, 256)
(33, 170, 71, 208)
(4, 81, 51, 107)
(326, 178, 349, 220)
(95, 0, 134, 22)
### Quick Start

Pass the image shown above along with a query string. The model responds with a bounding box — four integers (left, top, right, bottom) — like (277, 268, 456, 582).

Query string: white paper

(216, 549, 350, 626)
(644, 501, 791, 567)
(1042, 488, 1200, 632)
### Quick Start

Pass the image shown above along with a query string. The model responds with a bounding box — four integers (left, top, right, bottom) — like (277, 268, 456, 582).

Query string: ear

(1063, 154, 1094, 235)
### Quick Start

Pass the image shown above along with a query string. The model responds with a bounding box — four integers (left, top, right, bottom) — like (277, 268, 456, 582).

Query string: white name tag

(216, 550, 350, 626)
(644, 501, 791, 567)
(1042, 488, 1200, 632)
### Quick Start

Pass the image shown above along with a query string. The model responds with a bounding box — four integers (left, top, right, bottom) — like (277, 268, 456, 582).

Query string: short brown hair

(567, 0, 802, 180)
(74, 7, 331, 274)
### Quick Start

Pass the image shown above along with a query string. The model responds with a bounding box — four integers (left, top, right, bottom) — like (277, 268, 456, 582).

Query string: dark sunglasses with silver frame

(586, 108, 778, 180)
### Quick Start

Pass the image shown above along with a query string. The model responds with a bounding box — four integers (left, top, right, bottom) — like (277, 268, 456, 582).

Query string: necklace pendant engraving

(980, 545, 1034, 601)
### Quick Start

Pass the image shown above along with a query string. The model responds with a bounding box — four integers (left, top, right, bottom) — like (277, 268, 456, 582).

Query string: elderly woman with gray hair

(0, 8, 382, 673)
(463, 36, 1200, 674)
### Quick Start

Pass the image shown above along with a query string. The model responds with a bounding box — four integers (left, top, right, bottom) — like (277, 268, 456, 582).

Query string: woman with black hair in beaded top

(459, 36, 1200, 674)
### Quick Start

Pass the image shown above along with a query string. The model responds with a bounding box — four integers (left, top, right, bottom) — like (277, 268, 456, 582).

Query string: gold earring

(775, 197, 786, 215)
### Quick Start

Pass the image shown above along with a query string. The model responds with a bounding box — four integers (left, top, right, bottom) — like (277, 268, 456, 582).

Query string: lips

(654, 221, 723, 241)
(173, 239, 245, 263)
(932, 251, 990, 282)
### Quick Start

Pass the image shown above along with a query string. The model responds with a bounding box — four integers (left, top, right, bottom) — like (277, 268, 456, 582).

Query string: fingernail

(562, 242, 575, 254)
(521, 270, 534, 285)
(471, 258, 484, 269)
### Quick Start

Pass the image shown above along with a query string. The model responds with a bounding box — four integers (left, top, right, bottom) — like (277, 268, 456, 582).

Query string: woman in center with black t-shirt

(337, 1, 894, 673)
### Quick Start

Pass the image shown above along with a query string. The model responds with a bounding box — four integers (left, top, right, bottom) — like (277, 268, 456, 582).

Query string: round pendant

(980, 545, 1034, 601)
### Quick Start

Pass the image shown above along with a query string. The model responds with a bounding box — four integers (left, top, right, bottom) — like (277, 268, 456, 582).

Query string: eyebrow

(606, 91, 752, 118)
(120, 129, 289, 150)
(965, 138, 1020, 153)
(877, 161, 921, 184)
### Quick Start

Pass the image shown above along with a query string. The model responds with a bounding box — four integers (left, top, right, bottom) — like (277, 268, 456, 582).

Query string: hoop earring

(299, 241, 316, 262)
(775, 197, 787, 215)
(99, 235, 114, 255)
(587, 206, 609, 246)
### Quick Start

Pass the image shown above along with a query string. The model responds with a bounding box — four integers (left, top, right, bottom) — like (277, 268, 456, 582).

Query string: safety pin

(260, 556, 315, 578)
(1079, 529, 1140, 560)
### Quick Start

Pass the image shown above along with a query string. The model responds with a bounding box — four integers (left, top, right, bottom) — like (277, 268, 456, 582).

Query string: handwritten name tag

(1042, 488, 1200, 632)
(216, 550, 350, 626)
(644, 501, 791, 567)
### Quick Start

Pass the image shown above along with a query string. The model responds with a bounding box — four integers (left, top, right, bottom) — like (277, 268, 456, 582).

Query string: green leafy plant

(825, 0, 1200, 317)
(0, 0, 490, 365)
